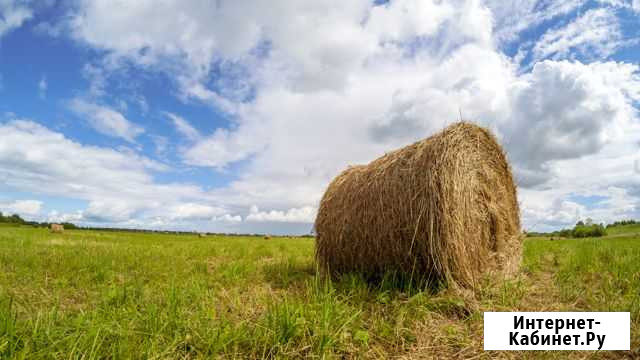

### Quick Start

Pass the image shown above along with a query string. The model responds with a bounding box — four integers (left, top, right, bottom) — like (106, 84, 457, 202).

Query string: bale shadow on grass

(264, 260, 441, 292)
(323, 265, 446, 296)
(327, 269, 479, 318)
(262, 260, 316, 289)
(263, 260, 476, 319)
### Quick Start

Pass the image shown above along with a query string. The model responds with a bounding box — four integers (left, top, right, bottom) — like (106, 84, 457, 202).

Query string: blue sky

(1, 0, 640, 234)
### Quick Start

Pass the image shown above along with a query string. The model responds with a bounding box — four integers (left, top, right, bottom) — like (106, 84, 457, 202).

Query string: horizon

(2, 0, 640, 234)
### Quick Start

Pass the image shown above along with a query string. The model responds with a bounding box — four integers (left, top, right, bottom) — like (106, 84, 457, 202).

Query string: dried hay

(314, 122, 521, 288)
(50, 224, 64, 233)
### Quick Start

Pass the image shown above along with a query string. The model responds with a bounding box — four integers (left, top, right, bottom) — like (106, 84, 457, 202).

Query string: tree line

(0, 211, 78, 229)
(526, 219, 624, 238)
(0, 212, 315, 237)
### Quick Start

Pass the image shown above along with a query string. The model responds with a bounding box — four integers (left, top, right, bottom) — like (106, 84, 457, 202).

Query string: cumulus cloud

(366, 0, 454, 43)
(0, 119, 246, 228)
(246, 205, 316, 223)
(182, 126, 267, 169)
(65, 1, 378, 97)
(520, 185, 640, 231)
(68, 98, 144, 142)
(0, 199, 42, 217)
(521, 197, 585, 229)
(83, 199, 141, 223)
(517, 118, 640, 231)
(167, 203, 226, 220)
(0, 119, 163, 197)
(46, 210, 84, 224)
(68, 0, 260, 70)
(214, 214, 242, 223)
(66, 0, 640, 219)
(132, 2, 501, 211)
(0, 0, 33, 38)
(22, 0, 640, 233)
(500, 60, 640, 187)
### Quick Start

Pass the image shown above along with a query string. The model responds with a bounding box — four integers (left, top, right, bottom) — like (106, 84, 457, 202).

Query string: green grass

(605, 223, 640, 236)
(0, 227, 638, 358)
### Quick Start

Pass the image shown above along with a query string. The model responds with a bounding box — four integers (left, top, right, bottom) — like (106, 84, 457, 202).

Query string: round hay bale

(50, 224, 64, 233)
(314, 122, 521, 288)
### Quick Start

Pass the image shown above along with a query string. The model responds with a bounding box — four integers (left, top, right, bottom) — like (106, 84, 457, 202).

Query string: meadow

(0, 226, 638, 359)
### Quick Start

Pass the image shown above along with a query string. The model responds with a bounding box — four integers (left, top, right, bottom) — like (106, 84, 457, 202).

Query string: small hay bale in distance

(198, 233, 207, 238)
(50, 224, 64, 233)
(264, 235, 271, 240)
(314, 122, 521, 288)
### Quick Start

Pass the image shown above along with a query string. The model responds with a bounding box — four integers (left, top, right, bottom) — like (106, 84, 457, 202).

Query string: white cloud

(167, 202, 225, 220)
(0, 120, 188, 217)
(38, 76, 47, 99)
(165, 112, 200, 141)
(520, 185, 640, 232)
(0, 199, 42, 217)
(149, 135, 169, 156)
(246, 205, 316, 223)
(366, 0, 454, 43)
(217, 214, 242, 223)
(521, 197, 585, 230)
(83, 199, 141, 223)
(531, 8, 623, 63)
(65, 0, 640, 218)
(500, 60, 640, 187)
(0, 118, 270, 231)
(68, 0, 260, 69)
(46, 210, 84, 224)
(518, 118, 640, 230)
(0, 119, 164, 197)
(182, 126, 267, 169)
(68, 98, 144, 142)
(24, 0, 640, 233)
(82, 63, 107, 97)
(596, 0, 640, 12)
(0, 0, 33, 38)
(484, 0, 583, 45)
(65, 0, 379, 98)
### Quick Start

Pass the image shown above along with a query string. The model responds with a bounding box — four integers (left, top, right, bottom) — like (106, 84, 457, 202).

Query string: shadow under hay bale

(263, 260, 316, 288)
(314, 122, 521, 289)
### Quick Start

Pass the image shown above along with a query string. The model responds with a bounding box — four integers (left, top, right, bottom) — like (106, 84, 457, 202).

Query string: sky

(1, 0, 640, 234)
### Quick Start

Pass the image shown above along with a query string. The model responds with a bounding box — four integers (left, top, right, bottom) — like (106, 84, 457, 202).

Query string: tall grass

(0, 227, 638, 358)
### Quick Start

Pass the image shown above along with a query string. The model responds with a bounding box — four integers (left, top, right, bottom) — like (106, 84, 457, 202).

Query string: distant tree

(7, 214, 24, 223)
(60, 222, 78, 230)
(572, 223, 606, 238)
(576, 220, 585, 226)
(557, 229, 573, 238)
(607, 219, 638, 227)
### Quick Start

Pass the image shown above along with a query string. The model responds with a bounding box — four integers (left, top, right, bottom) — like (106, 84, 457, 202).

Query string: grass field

(0, 226, 638, 359)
